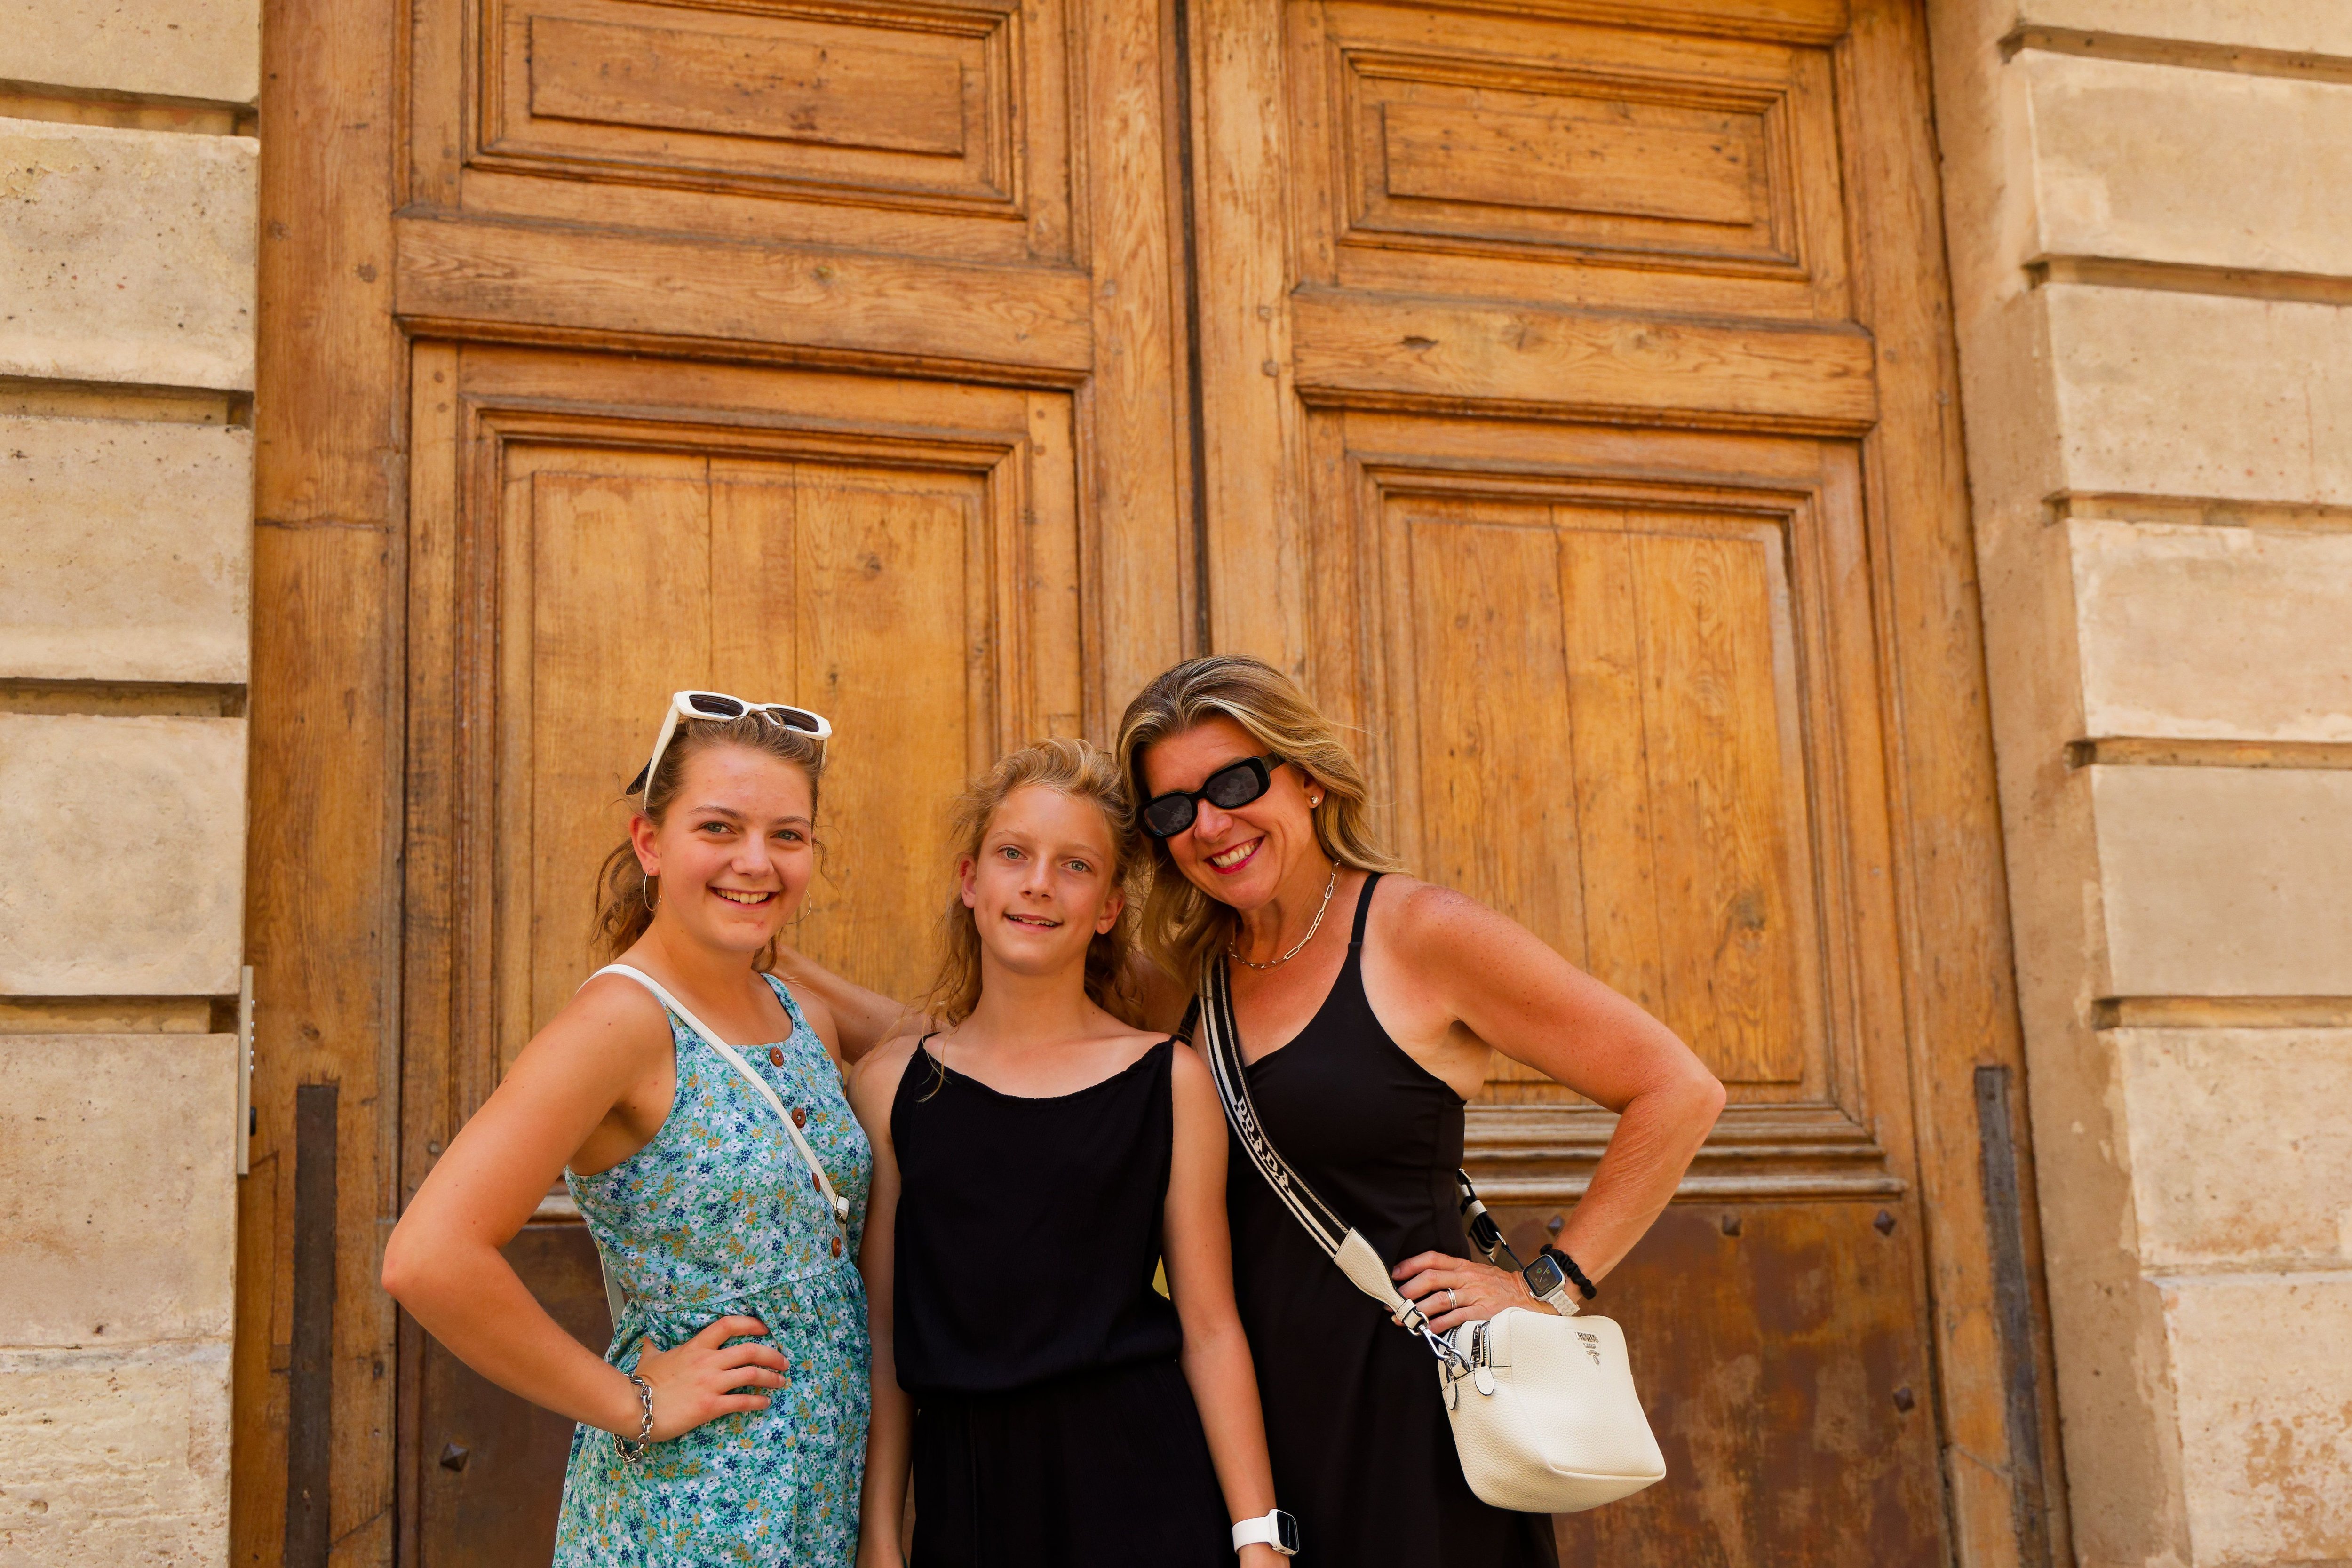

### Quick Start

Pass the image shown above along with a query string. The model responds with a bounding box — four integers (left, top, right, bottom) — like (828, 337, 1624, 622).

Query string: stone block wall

(1930, 5, 2352, 1565)
(0, 3, 257, 1563)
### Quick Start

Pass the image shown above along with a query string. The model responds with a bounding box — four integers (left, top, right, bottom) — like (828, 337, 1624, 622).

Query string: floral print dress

(556, 972, 872, 1567)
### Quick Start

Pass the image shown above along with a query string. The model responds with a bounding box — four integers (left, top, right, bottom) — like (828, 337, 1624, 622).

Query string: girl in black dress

(847, 740, 1294, 1568)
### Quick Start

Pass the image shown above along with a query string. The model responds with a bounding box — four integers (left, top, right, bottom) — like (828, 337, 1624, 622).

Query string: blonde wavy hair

(1114, 654, 1403, 981)
(925, 738, 1147, 1027)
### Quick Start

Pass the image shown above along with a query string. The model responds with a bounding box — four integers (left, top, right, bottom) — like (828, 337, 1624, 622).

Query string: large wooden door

(1186, 0, 2059, 1564)
(241, 0, 1189, 1563)
(246, 0, 2059, 1563)
(387, 0, 1192, 1541)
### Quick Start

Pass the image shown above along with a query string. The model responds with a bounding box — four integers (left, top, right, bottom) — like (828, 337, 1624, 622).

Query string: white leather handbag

(579, 964, 851, 1325)
(1196, 957, 1666, 1515)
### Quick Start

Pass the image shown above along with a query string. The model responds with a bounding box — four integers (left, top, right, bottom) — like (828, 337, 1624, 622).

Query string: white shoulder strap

(591, 963, 850, 1228)
(1194, 955, 1421, 1329)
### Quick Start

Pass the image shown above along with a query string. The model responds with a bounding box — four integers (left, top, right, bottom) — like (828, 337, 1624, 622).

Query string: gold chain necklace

(1229, 865, 1338, 970)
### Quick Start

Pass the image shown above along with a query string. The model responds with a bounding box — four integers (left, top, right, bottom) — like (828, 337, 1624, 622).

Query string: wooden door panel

(405, 343, 1086, 1166)
(413, 1224, 612, 1567)
(416, 0, 1068, 261)
(1485, 1202, 1945, 1568)
(1287, 1, 1852, 322)
(1303, 410, 1889, 1123)
(1395, 493, 1816, 1093)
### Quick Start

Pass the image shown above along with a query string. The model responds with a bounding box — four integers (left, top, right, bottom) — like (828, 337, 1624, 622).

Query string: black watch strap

(1541, 1243, 1598, 1300)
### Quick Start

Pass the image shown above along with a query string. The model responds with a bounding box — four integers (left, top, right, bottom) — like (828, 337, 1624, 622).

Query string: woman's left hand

(1390, 1250, 1553, 1334)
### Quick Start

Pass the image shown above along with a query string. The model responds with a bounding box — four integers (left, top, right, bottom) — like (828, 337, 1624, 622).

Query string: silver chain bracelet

(616, 1369, 654, 1465)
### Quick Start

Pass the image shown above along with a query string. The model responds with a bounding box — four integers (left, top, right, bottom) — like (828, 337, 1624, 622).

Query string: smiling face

(1139, 715, 1324, 914)
(629, 742, 818, 958)
(959, 782, 1126, 982)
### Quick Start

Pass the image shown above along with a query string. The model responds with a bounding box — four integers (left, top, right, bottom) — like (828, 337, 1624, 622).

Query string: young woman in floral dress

(384, 695, 873, 1566)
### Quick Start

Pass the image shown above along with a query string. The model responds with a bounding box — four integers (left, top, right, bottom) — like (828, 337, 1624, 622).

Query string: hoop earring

(643, 875, 658, 914)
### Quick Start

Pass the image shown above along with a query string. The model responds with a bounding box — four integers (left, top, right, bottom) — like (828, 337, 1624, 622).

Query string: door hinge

(238, 963, 255, 1177)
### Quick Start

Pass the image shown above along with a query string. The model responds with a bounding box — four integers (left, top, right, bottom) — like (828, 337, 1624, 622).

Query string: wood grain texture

(1328, 418, 1865, 1127)
(527, 15, 970, 157)
(1289, 290, 1879, 430)
(393, 216, 1095, 377)
(1537, 1202, 1946, 1567)
(238, 0, 406, 1555)
(1294, 1, 1853, 323)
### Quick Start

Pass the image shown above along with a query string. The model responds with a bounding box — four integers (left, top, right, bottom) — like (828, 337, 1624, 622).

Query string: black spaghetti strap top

(1225, 872, 1558, 1568)
(890, 1037, 1184, 1395)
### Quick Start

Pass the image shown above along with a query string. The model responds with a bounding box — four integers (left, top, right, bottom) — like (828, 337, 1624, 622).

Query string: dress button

(791, 1106, 809, 1128)
(830, 1235, 844, 1258)
(812, 1173, 822, 1193)
(768, 1047, 785, 1067)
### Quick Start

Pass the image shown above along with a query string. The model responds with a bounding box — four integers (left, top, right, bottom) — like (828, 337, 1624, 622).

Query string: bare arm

(380, 977, 792, 1439)
(1162, 1044, 1285, 1568)
(1384, 884, 1724, 1329)
(847, 1039, 918, 1568)
(771, 945, 928, 1063)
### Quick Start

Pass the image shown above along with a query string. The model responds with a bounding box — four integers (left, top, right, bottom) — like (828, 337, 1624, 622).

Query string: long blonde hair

(926, 738, 1146, 1027)
(591, 716, 826, 967)
(1114, 654, 1403, 980)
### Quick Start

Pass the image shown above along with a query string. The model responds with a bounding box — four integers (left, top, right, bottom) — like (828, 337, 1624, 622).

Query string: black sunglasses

(1141, 753, 1286, 839)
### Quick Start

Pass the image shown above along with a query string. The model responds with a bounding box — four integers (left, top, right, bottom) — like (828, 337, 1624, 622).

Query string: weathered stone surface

(0, 1035, 236, 1348)
(2119, 1028, 2352, 1268)
(0, 416, 251, 684)
(0, 1343, 230, 1565)
(0, 119, 256, 391)
(2046, 284, 2352, 506)
(2027, 52, 2352, 277)
(0, 716, 245, 995)
(2093, 765, 2352, 997)
(0, 0, 258, 104)
(2072, 519, 2352, 741)
(2022, 0, 2352, 57)
(2161, 1270, 2352, 1565)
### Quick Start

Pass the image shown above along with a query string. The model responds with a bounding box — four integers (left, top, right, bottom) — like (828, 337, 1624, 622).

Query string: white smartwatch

(1232, 1509, 1300, 1556)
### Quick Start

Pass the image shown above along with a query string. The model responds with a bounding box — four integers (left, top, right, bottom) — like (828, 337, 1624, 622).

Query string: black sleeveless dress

(1222, 873, 1559, 1568)
(890, 1036, 1229, 1568)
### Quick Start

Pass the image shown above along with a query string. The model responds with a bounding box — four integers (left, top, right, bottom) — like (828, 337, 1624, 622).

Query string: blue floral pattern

(555, 973, 872, 1567)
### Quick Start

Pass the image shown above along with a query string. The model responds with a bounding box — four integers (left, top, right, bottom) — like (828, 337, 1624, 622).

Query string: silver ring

(1446, 1288, 1459, 1307)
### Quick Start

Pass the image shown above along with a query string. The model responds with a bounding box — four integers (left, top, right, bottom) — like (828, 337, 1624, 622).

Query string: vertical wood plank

(708, 467, 799, 704)
(1557, 517, 1668, 1023)
(521, 467, 712, 1047)
(1081, 0, 1192, 723)
(243, 0, 405, 1551)
(1630, 525, 1806, 1086)
(1403, 505, 1589, 968)
(791, 467, 982, 1003)
(1193, 0, 1307, 672)
(1024, 393, 1085, 739)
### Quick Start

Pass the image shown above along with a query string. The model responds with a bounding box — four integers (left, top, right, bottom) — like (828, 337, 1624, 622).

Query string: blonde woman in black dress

(846, 740, 1295, 1568)
(1110, 655, 1724, 1567)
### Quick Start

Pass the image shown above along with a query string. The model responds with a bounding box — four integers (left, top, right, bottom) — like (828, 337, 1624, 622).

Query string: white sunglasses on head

(628, 690, 834, 798)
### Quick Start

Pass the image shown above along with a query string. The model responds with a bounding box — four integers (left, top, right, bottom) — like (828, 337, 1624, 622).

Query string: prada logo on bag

(1578, 1331, 1603, 1366)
